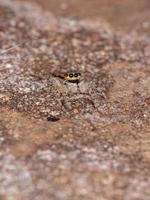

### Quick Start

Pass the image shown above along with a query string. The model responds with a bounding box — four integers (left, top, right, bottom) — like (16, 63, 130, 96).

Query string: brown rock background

(0, 0, 150, 199)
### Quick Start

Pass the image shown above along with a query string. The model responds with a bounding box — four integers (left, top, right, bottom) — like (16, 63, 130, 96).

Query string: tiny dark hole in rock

(47, 116, 60, 122)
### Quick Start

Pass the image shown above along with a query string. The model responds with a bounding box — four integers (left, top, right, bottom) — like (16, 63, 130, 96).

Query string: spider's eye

(74, 73, 78, 77)
(69, 73, 73, 78)
(64, 74, 68, 78)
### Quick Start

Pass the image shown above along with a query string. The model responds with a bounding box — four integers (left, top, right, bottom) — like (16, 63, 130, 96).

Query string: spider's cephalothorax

(64, 72, 81, 84)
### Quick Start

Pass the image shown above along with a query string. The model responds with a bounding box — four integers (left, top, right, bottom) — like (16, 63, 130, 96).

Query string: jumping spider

(53, 71, 82, 93)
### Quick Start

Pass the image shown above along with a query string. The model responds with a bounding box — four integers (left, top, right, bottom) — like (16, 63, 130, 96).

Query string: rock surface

(0, 0, 150, 199)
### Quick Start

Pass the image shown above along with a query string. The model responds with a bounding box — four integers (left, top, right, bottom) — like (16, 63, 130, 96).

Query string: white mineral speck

(5, 63, 13, 69)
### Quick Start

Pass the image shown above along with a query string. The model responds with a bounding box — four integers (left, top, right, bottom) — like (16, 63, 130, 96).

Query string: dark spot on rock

(47, 115, 60, 122)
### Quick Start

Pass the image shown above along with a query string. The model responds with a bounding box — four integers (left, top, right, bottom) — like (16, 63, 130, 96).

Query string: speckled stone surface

(0, 0, 150, 199)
